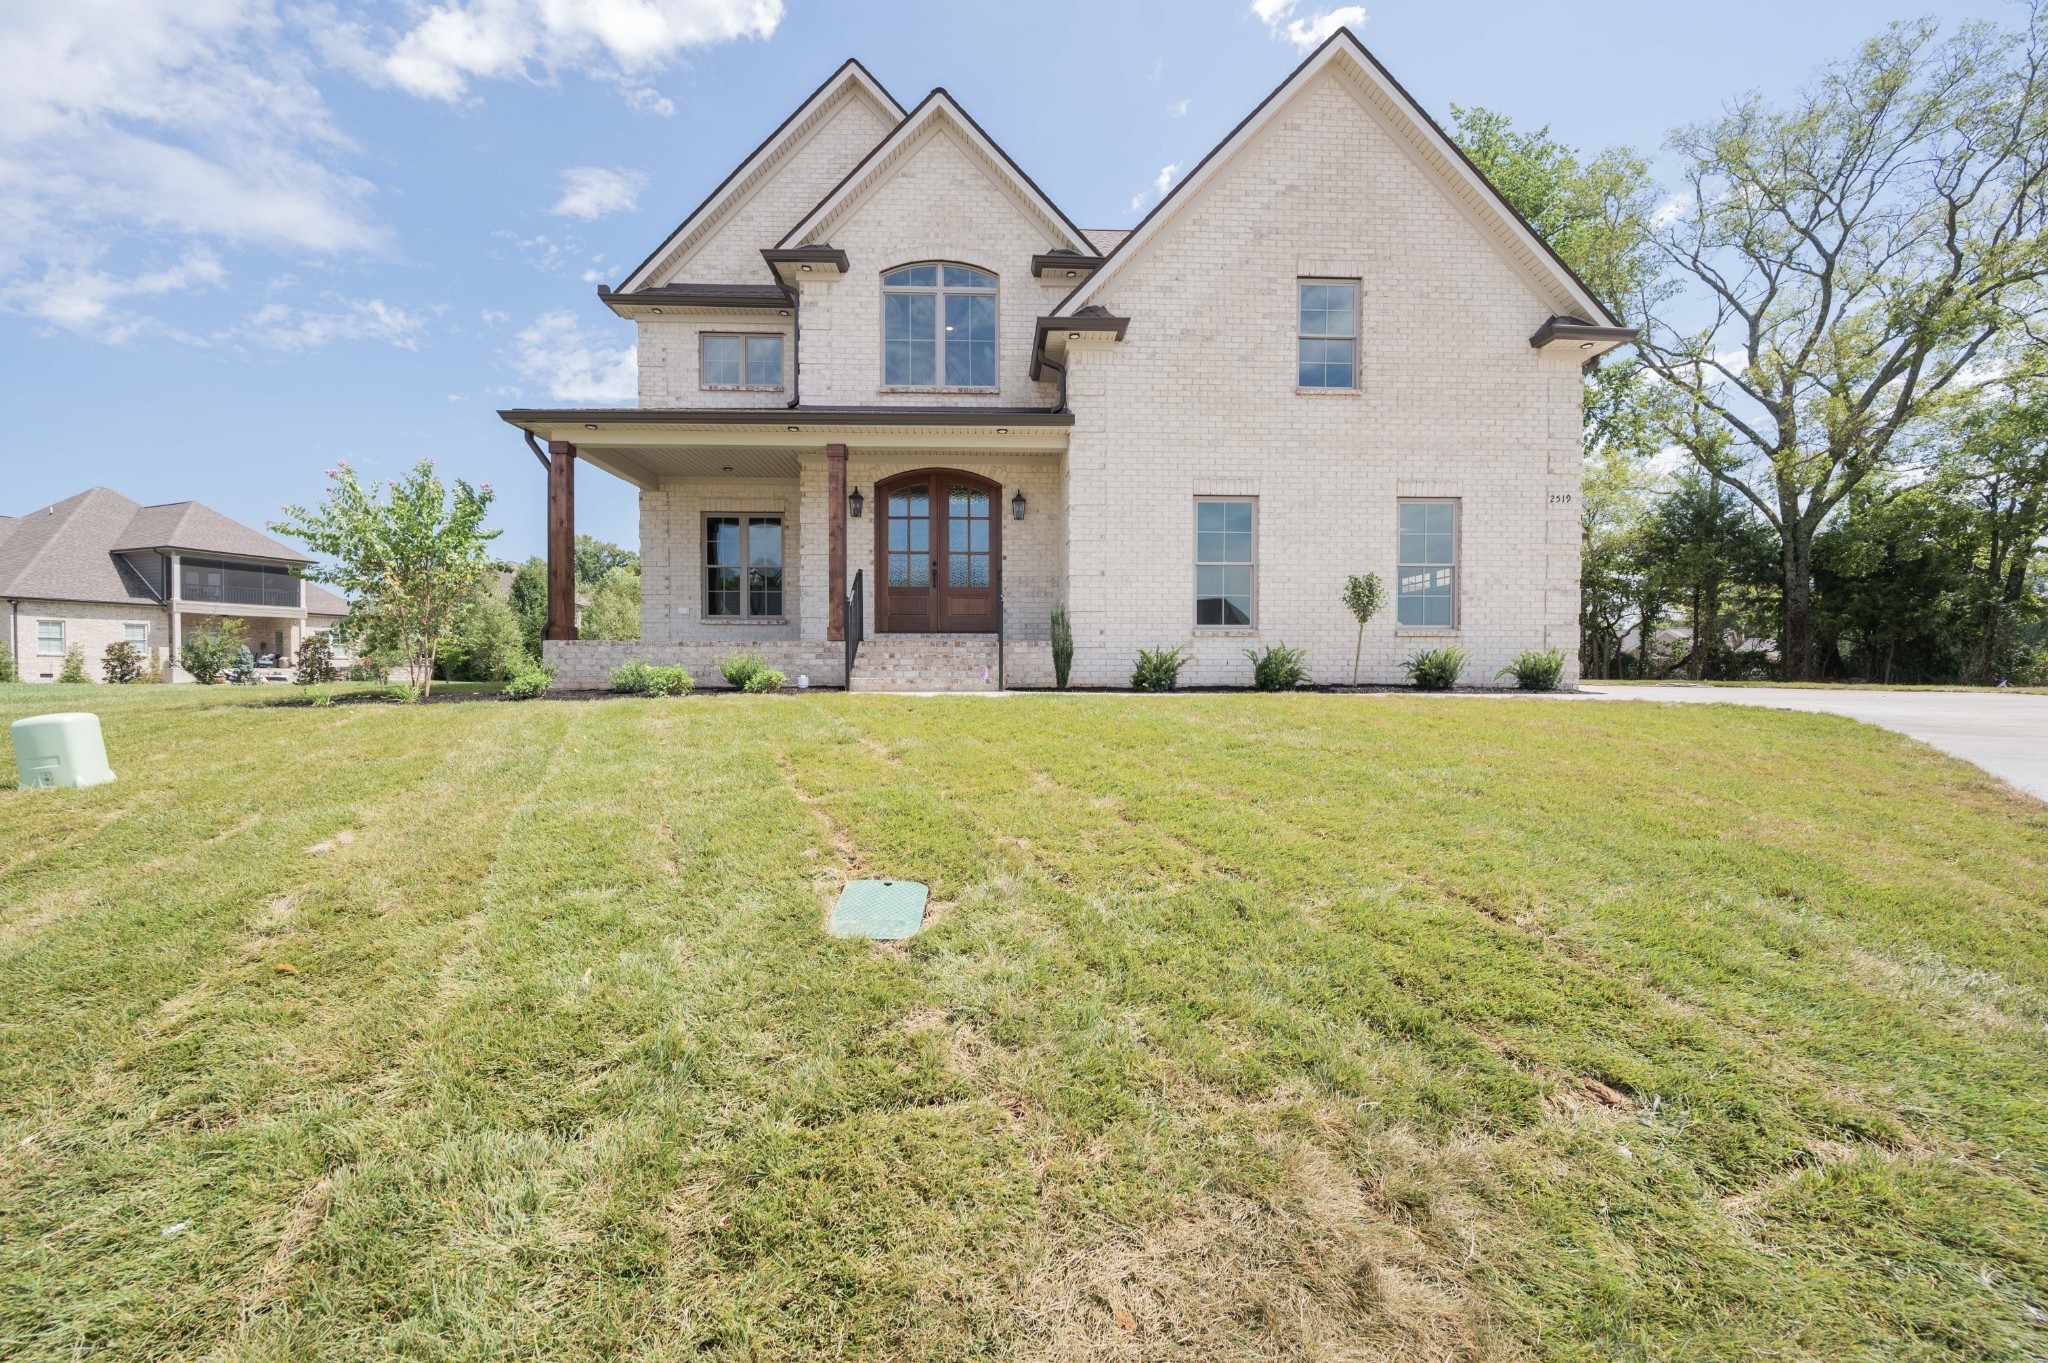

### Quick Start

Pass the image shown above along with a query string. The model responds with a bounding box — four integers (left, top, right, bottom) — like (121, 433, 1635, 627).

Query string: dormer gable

(619, 59, 905, 292)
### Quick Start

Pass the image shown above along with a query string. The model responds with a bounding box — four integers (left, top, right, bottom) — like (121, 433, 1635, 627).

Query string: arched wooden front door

(874, 469, 1001, 633)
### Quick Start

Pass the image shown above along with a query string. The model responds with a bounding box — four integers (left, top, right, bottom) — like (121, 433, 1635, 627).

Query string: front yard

(1, 686, 2044, 1360)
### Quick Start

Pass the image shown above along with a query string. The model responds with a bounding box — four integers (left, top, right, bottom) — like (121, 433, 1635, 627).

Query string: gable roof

(1054, 28, 1623, 327)
(619, 59, 905, 293)
(1, 488, 316, 609)
(776, 87, 1094, 256)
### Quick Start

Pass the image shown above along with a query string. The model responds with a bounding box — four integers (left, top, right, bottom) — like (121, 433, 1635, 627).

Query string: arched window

(882, 264, 997, 388)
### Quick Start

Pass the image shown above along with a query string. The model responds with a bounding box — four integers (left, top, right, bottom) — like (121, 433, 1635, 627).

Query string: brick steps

(849, 634, 1001, 692)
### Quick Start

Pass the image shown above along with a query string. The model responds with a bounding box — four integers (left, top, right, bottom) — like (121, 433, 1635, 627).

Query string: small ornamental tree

(272, 460, 501, 700)
(58, 644, 90, 684)
(1342, 573, 1387, 685)
(297, 632, 339, 685)
(101, 641, 143, 684)
(180, 618, 247, 684)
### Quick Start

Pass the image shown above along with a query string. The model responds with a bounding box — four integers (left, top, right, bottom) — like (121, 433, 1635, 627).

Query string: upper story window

(883, 264, 997, 389)
(702, 333, 783, 390)
(179, 556, 301, 608)
(1298, 279, 1358, 388)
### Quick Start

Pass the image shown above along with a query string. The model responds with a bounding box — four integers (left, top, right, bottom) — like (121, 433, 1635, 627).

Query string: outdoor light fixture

(779, 309, 790, 316)
(585, 423, 598, 430)
(1068, 331, 1082, 340)
(848, 487, 865, 518)
(1011, 490, 1027, 520)
(1580, 341, 1595, 350)
(1065, 269, 1077, 278)
(996, 427, 1008, 434)
(786, 424, 800, 432)
(651, 307, 663, 314)
(722, 465, 734, 473)
(799, 263, 813, 271)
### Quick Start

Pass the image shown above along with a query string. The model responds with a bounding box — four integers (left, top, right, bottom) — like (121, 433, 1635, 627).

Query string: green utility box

(11, 713, 116, 790)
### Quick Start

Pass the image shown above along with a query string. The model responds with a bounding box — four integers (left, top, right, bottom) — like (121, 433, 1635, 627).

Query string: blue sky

(0, 0, 2020, 559)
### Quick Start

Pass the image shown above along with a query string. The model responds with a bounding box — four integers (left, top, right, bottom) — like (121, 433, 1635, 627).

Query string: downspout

(782, 283, 802, 409)
(7, 599, 16, 671)
(1039, 355, 1068, 414)
(522, 429, 551, 472)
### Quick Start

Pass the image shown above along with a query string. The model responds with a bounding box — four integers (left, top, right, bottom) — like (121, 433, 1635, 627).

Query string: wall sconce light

(1011, 490, 1027, 521)
(848, 486, 865, 518)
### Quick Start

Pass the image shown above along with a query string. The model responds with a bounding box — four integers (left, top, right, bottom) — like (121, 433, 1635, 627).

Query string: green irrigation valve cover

(830, 880, 928, 940)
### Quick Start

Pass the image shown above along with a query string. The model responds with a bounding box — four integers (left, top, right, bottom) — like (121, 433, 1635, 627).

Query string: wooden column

(826, 443, 848, 642)
(545, 440, 578, 641)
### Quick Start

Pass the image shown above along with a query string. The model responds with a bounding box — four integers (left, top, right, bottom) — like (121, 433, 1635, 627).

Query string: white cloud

(1250, 1, 1365, 52)
(551, 166, 647, 220)
(1153, 163, 1181, 199)
(15, 248, 226, 334)
(1166, 98, 1191, 117)
(380, 0, 784, 102)
(514, 310, 636, 402)
(230, 296, 430, 351)
(1127, 194, 1145, 214)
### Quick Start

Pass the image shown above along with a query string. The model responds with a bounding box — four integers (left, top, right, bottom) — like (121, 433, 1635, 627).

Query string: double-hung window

(124, 623, 148, 647)
(701, 333, 783, 390)
(705, 516, 785, 619)
(1297, 279, 1358, 388)
(883, 265, 997, 388)
(1195, 499, 1256, 627)
(1397, 500, 1458, 627)
(36, 620, 64, 655)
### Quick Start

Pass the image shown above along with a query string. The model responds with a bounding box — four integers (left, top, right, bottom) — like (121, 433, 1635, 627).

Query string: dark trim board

(499, 406, 1075, 430)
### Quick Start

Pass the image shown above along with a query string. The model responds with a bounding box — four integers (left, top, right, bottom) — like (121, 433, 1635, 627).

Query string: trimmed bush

(502, 663, 555, 700)
(1404, 646, 1470, 691)
(719, 652, 773, 689)
(57, 645, 90, 684)
(1131, 644, 1192, 693)
(1051, 606, 1074, 690)
(297, 633, 339, 685)
(1499, 647, 1566, 691)
(611, 659, 695, 697)
(101, 641, 143, 685)
(1244, 642, 1310, 691)
(741, 666, 786, 694)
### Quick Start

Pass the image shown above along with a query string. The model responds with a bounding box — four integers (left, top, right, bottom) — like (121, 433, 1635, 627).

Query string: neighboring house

(500, 31, 1633, 690)
(0, 488, 347, 682)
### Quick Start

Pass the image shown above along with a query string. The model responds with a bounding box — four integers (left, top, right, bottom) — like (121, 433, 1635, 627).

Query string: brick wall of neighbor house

(1060, 68, 1584, 689)
(638, 478, 804, 643)
(11, 600, 169, 681)
(788, 124, 1068, 410)
(636, 319, 795, 407)
(794, 451, 1065, 643)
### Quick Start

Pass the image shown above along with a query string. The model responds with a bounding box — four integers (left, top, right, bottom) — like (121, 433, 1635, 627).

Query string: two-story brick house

(500, 30, 1633, 690)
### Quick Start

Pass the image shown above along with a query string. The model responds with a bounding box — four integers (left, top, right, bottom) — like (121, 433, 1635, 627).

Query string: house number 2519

(1549, 492, 1575, 505)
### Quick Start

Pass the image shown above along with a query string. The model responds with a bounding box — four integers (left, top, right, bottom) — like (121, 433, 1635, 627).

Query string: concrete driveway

(1579, 684, 2048, 801)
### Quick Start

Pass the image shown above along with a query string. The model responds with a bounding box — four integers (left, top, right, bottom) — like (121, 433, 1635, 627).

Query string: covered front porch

(499, 407, 1072, 689)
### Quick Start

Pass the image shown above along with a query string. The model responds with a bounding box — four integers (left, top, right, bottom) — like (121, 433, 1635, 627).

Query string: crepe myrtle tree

(272, 460, 500, 700)
(1635, 9, 2048, 679)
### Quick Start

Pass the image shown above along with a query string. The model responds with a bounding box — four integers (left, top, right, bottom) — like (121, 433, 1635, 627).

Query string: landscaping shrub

(1244, 642, 1311, 691)
(226, 647, 257, 686)
(1404, 645, 1470, 690)
(57, 645, 89, 684)
(390, 681, 421, 704)
(1131, 644, 1192, 692)
(502, 662, 555, 700)
(100, 641, 143, 685)
(142, 648, 166, 684)
(297, 633, 339, 685)
(741, 666, 786, 694)
(1499, 647, 1566, 691)
(610, 659, 694, 697)
(1051, 606, 1074, 690)
(719, 652, 775, 689)
(345, 656, 386, 683)
(181, 619, 247, 684)
(0, 641, 16, 683)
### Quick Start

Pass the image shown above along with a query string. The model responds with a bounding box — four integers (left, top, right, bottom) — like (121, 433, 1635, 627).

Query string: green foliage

(610, 660, 694, 697)
(345, 656, 386, 683)
(1131, 643, 1192, 692)
(719, 652, 773, 689)
(1404, 645, 1470, 691)
(179, 618, 246, 685)
(225, 647, 257, 686)
(296, 633, 339, 685)
(502, 662, 555, 701)
(1244, 642, 1311, 691)
(0, 640, 16, 683)
(272, 459, 500, 699)
(1499, 648, 1567, 691)
(1050, 606, 1074, 690)
(57, 644, 89, 684)
(440, 587, 528, 682)
(574, 535, 639, 588)
(507, 557, 548, 661)
(100, 641, 143, 685)
(389, 681, 420, 704)
(580, 568, 641, 641)
(142, 648, 165, 684)
(741, 667, 786, 694)
(1342, 573, 1386, 684)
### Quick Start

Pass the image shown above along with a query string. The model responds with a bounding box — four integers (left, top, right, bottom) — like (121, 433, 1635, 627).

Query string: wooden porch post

(545, 440, 578, 642)
(826, 443, 848, 642)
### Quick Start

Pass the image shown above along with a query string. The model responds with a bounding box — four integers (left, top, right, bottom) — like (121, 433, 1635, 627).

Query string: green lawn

(2, 685, 2044, 1361)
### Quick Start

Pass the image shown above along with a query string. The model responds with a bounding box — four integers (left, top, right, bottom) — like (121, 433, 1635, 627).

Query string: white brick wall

(639, 478, 804, 643)
(9, 600, 166, 682)
(636, 319, 794, 408)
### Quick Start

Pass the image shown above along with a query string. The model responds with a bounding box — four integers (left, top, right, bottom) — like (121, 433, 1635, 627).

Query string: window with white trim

(36, 620, 64, 655)
(1397, 500, 1458, 628)
(1297, 279, 1358, 388)
(700, 333, 783, 390)
(883, 264, 997, 388)
(1195, 498, 1256, 627)
(124, 622, 148, 647)
(705, 516, 784, 619)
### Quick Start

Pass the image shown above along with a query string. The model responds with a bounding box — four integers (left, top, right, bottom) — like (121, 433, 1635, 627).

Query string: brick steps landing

(848, 635, 1001, 693)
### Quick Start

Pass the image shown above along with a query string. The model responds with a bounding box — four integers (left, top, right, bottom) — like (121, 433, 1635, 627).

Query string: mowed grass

(1, 684, 2045, 1362)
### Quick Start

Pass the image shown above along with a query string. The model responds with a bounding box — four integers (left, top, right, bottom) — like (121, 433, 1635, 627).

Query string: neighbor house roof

(0, 487, 322, 609)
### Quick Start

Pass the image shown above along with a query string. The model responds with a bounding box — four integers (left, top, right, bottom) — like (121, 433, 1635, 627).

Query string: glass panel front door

(875, 472, 1000, 633)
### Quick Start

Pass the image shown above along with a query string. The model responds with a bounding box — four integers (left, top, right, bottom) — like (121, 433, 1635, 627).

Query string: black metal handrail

(845, 569, 864, 687)
(996, 587, 1005, 692)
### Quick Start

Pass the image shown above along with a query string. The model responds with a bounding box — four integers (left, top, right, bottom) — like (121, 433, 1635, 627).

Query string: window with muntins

(36, 620, 64, 655)
(1298, 280, 1358, 388)
(1195, 499, 1255, 627)
(124, 623, 148, 647)
(1397, 501, 1457, 627)
(701, 333, 783, 389)
(883, 264, 997, 388)
(705, 516, 785, 619)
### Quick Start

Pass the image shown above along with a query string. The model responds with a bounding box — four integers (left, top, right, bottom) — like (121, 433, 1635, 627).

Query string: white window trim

(124, 623, 149, 646)
(1296, 277, 1360, 392)
(703, 514, 788, 622)
(880, 262, 1000, 392)
(35, 620, 65, 655)
(1395, 498, 1461, 633)
(1193, 496, 1258, 632)
(699, 331, 785, 392)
